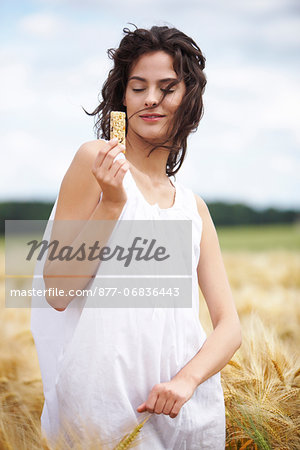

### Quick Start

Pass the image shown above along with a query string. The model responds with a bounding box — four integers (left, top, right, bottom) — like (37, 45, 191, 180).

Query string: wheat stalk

(277, 388, 299, 402)
(271, 359, 285, 384)
(239, 439, 253, 449)
(293, 367, 300, 380)
(227, 360, 242, 370)
(113, 414, 152, 450)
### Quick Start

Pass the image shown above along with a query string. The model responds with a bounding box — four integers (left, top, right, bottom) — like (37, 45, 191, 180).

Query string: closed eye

(132, 88, 175, 94)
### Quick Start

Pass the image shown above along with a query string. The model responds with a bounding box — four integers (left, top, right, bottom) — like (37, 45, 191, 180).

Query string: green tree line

(0, 200, 299, 235)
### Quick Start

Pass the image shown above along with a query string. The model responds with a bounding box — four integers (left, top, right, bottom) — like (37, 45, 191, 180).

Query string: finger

(92, 148, 125, 182)
(113, 160, 130, 181)
(144, 390, 158, 413)
(109, 157, 126, 176)
(169, 400, 182, 419)
(154, 395, 167, 414)
(93, 138, 118, 171)
(136, 402, 147, 413)
(101, 143, 126, 171)
(162, 398, 176, 415)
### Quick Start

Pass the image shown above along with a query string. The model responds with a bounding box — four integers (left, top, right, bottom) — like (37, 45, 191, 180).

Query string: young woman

(31, 24, 242, 449)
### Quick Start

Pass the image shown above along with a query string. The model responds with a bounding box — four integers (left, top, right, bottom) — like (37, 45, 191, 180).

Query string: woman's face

(123, 50, 186, 142)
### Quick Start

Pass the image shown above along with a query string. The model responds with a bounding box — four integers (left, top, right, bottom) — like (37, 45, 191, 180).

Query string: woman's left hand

(136, 375, 197, 419)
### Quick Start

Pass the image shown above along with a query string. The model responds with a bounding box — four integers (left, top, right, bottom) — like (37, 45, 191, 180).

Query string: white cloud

(1, 0, 299, 208)
(18, 12, 64, 38)
(32, 0, 294, 14)
(270, 154, 295, 174)
(227, 0, 295, 15)
(0, 130, 78, 200)
(0, 60, 38, 111)
(254, 16, 300, 47)
(205, 64, 300, 144)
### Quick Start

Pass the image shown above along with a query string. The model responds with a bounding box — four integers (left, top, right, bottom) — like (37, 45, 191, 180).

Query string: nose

(144, 88, 159, 107)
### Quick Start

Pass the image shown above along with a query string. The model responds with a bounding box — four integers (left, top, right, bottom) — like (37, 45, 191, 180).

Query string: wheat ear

(113, 414, 152, 450)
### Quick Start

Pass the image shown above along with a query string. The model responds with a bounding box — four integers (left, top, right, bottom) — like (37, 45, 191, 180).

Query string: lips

(139, 114, 165, 118)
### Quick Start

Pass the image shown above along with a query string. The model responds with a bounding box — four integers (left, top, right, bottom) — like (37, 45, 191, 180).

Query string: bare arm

(43, 139, 129, 311)
(136, 194, 242, 418)
(174, 194, 242, 388)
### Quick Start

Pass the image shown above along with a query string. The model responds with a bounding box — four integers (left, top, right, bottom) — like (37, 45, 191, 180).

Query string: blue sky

(1, 0, 299, 210)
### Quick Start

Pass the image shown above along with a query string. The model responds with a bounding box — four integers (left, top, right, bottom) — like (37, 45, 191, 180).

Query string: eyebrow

(128, 76, 178, 82)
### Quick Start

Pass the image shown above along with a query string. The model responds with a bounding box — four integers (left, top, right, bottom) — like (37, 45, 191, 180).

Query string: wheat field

(0, 241, 299, 449)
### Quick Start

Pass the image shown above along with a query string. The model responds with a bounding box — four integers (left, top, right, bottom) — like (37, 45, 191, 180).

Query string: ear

(123, 96, 127, 107)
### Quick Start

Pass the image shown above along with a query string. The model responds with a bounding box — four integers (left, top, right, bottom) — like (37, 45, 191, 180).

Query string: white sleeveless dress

(31, 151, 226, 450)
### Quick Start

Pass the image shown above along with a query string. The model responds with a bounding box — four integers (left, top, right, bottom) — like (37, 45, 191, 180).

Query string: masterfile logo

(5, 219, 192, 308)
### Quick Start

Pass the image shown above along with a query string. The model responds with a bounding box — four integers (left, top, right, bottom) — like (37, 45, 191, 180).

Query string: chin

(144, 136, 168, 146)
(138, 129, 169, 143)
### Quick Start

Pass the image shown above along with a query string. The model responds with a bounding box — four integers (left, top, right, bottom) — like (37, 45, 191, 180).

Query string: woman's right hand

(91, 138, 130, 206)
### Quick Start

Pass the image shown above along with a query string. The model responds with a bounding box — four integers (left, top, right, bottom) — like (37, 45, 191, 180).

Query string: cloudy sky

(1, 0, 299, 210)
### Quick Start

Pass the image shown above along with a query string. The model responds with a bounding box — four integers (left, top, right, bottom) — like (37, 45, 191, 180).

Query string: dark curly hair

(83, 23, 207, 177)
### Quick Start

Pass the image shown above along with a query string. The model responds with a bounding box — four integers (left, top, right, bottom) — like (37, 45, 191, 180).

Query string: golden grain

(1, 250, 299, 449)
(113, 415, 151, 450)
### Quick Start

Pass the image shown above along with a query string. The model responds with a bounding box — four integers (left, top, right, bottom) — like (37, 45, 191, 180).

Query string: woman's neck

(125, 132, 171, 183)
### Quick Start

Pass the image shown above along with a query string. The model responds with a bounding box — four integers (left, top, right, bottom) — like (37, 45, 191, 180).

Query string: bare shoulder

(193, 193, 211, 219)
(54, 139, 107, 221)
(74, 139, 107, 166)
(193, 192, 219, 245)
